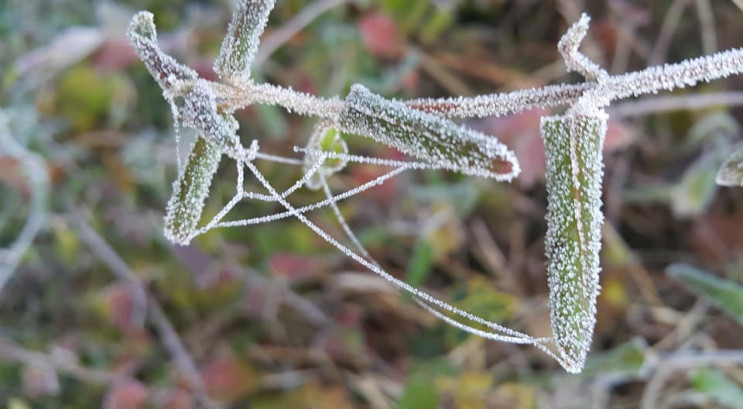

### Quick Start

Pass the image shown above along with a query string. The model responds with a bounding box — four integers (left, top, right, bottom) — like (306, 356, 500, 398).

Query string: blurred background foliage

(1, 0, 743, 408)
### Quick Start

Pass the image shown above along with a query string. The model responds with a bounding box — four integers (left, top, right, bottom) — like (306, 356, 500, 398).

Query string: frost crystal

(338, 84, 520, 181)
(214, 0, 275, 84)
(541, 112, 606, 373)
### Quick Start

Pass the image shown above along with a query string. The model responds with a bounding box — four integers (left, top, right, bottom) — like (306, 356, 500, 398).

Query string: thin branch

(610, 91, 743, 117)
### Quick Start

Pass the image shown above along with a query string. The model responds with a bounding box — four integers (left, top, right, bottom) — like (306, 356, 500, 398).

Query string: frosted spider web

(127, 1, 743, 373)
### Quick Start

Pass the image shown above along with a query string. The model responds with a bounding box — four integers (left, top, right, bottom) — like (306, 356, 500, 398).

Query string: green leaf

(690, 368, 743, 409)
(716, 146, 743, 187)
(582, 338, 647, 376)
(338, 84, 519, 181)
(540, 112, 606, 373)
(163, 137, 222, 245)
(406, 238, 434, 287)
(213, 0, 275, 83)
(670, 155, 719, 216)
(397, 376, 439, 409)
(667, 263, 743, 324)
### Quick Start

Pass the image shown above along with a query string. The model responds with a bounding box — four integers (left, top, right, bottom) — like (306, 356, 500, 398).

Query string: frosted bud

(164, 137, 222, 245)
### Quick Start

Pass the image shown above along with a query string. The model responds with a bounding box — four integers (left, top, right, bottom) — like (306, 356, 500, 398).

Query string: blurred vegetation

(1, 0, 743, 408)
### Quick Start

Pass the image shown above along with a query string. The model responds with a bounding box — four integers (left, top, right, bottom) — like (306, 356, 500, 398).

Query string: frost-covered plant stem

(128, 1, 743, 374)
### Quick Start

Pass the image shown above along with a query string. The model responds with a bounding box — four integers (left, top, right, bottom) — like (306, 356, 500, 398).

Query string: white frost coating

(338, 84, 520, 181)
(163, 137, 222, 245)
(541, 113, 607, 373)
(127, 12, 198, 95)
(214, 0, 275, 84)
(558, 14, 608, 82)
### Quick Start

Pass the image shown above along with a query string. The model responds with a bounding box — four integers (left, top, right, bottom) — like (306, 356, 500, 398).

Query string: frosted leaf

(127, 11, 198, 93)
(179, 79, 246, 159)
(214, 0, 275, 84)
(164, 137, 222, 245)
(303, 122, 349, 190)
(338, 84, 520, 181)
(541, 112, 607, 373)
(716, 146, 743, 187)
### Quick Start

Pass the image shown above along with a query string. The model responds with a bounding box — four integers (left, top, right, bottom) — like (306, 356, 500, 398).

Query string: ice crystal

(541, 112, 606, 373)
(128, 1, 743, 374)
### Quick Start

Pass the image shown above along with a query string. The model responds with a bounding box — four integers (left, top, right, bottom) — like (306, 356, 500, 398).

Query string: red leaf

(103, 381, 148, 409)
(268, 253, 325, 283)
(359, 12, 401, 58)
(105, 283, 136, 331)
(201, 356, 258, 402)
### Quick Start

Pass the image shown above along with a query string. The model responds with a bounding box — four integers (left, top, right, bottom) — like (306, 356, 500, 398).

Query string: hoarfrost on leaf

(214, 0, 275, 84)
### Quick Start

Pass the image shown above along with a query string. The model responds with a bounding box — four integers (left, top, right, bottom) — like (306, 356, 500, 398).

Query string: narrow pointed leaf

(541, 112, 606, 373)
(667, 263, 743, 324)
(214, 0, 275, 83)
(164, 137, 222, 245)
(690, 368, 743, 409)
(337, 84, 520, 181)
(716, 146, 743, 187)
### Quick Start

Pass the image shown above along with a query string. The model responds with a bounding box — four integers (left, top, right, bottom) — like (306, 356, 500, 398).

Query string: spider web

(174, 135, 571, 368)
